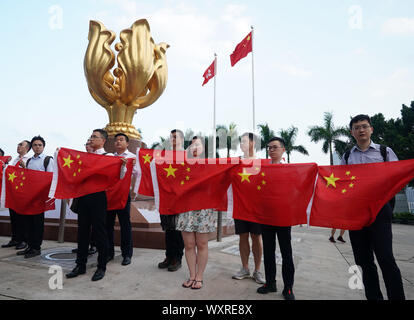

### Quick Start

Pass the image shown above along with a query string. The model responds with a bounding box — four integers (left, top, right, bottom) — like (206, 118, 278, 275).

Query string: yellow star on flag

(8, 172, 17, 183)
(238, 169, 252, 183)
(164, 164, 178, 178)
(345, 171, 351, 176)
(142, 154, 152, 164)
(349, 183, 354, 188)
(62, 155, 74, 169)
(324, 173, 340, 188)
(342, 189, 347, 194)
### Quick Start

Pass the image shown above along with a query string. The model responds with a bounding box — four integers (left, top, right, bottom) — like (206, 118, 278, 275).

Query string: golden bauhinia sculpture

(84, 19, 169, 140)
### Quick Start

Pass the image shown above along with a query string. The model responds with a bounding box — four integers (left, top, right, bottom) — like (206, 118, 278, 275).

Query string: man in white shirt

(17, 136, 54, 259)
(106, 133, 136, 266)
(1, 140, 31, 250)
(66, 129, 126, 282)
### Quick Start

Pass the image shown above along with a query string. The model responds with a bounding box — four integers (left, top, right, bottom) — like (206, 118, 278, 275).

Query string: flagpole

(213, 53, 217, 158)
(251, 26, 256, 133)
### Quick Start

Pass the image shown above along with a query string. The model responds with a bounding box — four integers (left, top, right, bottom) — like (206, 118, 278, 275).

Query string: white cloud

(381, 17, 414, 36)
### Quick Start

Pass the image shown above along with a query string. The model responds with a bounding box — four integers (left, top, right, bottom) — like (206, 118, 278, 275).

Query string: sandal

(182, 279, 195, 288)
(191, 280, 203, 290)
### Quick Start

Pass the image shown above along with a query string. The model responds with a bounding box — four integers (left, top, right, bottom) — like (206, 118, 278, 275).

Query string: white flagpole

(213, 53, 217, 158)
(251, 26, 256, 133)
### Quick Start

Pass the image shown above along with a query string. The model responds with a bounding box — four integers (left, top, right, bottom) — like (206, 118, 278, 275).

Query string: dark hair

(31, 135, 46, 147)
(0, 148, 4, 156)
(93, 129, 108, 141)
(170, 129, 184, 140)
(349, 114, 372, 130)
(187, 136, 206, 159)
(115, 133, 129, 142)
(241, 132, 257, 143)
(268, 137, 285, 148)
(23, 140, 32, 151)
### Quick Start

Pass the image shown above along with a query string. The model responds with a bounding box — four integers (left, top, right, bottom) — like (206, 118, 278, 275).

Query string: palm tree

(307, 112, 349, 165)
(279, 126, 309, 163)
(216, 123, 239, 157)
(150, 136, 168, 150)
(257, 123, 275, 158)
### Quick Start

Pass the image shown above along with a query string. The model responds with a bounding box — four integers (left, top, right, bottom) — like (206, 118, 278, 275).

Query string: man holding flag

(340, 114, 405, 300)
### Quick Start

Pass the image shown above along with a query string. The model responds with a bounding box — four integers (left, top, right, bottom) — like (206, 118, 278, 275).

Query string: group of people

(0, 114, 406, 300)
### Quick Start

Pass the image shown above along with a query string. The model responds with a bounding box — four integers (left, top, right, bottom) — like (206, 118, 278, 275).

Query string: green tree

(279, 126, 309, 163)
(257, 123, 275, 158)
(308, 112, 348, 165)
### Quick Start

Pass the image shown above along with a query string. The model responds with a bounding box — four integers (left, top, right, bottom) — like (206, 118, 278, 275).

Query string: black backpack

(26, 156, 53, 172)
(343, 145, 395, 210)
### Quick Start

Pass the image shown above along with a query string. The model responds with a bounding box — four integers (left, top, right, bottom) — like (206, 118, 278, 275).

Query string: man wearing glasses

(257, 137, 295, 300)
(66, 129, 126, 281)
(340, 114, 405, 300)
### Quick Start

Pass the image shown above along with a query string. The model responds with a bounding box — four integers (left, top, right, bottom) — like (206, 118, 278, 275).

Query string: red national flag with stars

(151, 153, 238, 215)
(106, 158, 134, 210)
(48, 147, 124, 199)
(230, 161, 318, 227)
(202, 60, 215, 86)
(1, 166, 54, 215)
(134, 148, 166, 197)
(230, 31, 253, 67)
(309, 159, 414, 230)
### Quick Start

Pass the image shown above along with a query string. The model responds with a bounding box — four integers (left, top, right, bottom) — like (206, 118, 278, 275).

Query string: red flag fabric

(309, 159, 414, 230)
(106, 158, 134, 210)
(152, 153, 238, 215)
(1, 166, 53, 215)
(230, 161, 318, 227)
(202, 60, 215, 86)
(134, 148, 166, 197)
(230, 32, 253, 67)
(48, 147, 124, 199)
(0, 156, 11, 165)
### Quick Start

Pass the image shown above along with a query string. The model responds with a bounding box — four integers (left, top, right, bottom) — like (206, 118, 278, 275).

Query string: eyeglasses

(267, 146, 283, 151)
(352, 124, 371, 131)
(90, 135, 102, 139)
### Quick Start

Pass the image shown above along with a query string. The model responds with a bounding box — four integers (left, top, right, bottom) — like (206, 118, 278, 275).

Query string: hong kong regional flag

(202, 60, 215, 86)
(151, 153, 238, 215)
(230, 161, 318, 227)
(48, 148, 124, 199)
(230, 32, 252, 67)
(1, 166, 54, 214)
(310, 159, 414, 230)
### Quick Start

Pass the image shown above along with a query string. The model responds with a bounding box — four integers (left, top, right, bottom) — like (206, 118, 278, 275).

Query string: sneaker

(337, 236, 346, 243)
(329, 236, 336, 243)
(257, 283, 277, 294)
(232, 268, 250, 280)
(282, 287, 295, 300)
(252, 270, 266, 284)
(167, 259, 182, 272)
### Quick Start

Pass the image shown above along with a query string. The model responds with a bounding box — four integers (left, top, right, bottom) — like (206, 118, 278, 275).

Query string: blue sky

(1, 0, 413, 164)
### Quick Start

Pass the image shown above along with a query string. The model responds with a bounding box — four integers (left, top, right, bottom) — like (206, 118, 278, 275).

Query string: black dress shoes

(15, 242, 27, 250)
(91, 268, 105, 281)
(121, 257, 131, 266)
(66, 265, 86, 278)
(167, 259, 182, 272)
(2, 240, 19, 248)
(17, 247, 31, 256)
(24, 249, 41, 259)
(158, 257, 170, 269)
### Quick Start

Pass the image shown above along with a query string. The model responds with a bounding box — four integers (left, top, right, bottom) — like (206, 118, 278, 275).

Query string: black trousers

(76, 192, 108, 270)
(165, 230, 184, 261)
(349, 203, 405, 300)
(106, 195, 133, 258)
(261, 225, 294, 288)
(9, 209, 27, 243)
(24, 213, 44, 250)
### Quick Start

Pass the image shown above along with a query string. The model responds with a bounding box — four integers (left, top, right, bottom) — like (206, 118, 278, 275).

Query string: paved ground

(0, 224, 412, 300)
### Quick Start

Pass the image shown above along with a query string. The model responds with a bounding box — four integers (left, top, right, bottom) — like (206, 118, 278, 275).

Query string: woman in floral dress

(176, 136, 217, 289)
